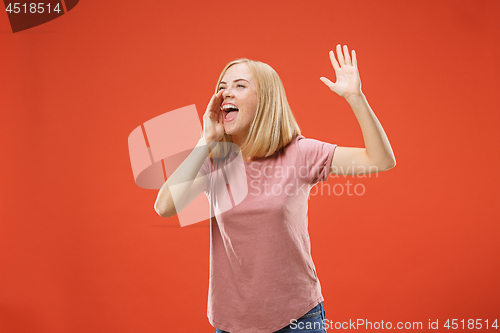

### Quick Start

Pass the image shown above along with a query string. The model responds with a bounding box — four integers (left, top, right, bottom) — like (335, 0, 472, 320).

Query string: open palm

(320, 44, 362, 98)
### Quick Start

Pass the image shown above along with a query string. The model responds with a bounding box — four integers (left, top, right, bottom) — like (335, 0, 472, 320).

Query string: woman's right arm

(154, 90, 225, 217)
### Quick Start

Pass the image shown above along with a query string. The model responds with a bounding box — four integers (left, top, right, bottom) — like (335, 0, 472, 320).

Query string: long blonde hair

(212, 59, 301, 159)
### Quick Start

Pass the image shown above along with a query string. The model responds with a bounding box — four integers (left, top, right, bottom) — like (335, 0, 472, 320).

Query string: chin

(224, 125, 237, 136)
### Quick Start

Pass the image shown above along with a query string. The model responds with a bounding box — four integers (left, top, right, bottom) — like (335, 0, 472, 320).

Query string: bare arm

(320, 44, 396, 175)
(154, 90, 225, 217)
(154, 138, 210, 217)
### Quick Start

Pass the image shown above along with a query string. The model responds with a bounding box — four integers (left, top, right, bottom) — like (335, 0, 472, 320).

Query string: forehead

(221, 63, 254, 82)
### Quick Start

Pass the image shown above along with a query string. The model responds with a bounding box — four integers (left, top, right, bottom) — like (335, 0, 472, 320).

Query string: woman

(155, 45, 396, 333)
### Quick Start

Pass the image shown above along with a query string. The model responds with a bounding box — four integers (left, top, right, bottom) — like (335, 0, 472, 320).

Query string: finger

(336, 44, 345, 66)
(207, 98, 221, 122)
(215, 89, 224, 106)
(209, 90, 223, 116)
(215, 90, 224, 124)
(352, 49, 357, 68)
(205, 93, 217, 117)
(343, 45, 351, 65)
(319, 77, 335, 90)
(329, 50, 340, 71)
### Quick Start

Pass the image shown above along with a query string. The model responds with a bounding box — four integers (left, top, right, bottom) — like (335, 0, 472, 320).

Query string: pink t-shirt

(200, 134, 337, 333)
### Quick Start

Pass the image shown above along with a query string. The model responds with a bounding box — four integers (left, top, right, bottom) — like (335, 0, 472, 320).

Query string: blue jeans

(214, 301, 327, 333)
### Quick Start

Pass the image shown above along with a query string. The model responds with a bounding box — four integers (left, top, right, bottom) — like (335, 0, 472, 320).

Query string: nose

(222, 86, 234, 99)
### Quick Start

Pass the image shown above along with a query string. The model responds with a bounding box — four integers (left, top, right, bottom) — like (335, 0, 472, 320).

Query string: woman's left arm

(320, 44, 396, 175)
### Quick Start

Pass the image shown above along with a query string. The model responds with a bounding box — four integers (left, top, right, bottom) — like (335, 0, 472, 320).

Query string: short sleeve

(296, 135, 337, 185)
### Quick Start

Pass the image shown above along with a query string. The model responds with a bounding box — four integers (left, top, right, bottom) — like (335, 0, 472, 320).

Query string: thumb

(320, 77, 335, 90)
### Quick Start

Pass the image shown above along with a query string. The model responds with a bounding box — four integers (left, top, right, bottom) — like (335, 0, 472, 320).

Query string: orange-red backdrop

(1, 1, 499, 332)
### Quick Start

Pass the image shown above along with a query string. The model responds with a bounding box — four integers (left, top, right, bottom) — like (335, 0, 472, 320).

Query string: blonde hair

(212, 58, 301, 159)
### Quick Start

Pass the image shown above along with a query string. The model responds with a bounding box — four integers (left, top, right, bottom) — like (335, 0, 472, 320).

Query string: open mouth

(221, 104, 239, 122)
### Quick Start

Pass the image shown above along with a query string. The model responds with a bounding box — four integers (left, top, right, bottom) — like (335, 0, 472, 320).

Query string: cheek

(249, 94, 258, 116)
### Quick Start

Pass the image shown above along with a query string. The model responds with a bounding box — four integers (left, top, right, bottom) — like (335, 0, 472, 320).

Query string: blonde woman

(155, 45, 396, 333)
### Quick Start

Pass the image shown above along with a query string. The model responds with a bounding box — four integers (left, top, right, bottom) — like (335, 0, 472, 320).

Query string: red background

(1, 0, 499, 332)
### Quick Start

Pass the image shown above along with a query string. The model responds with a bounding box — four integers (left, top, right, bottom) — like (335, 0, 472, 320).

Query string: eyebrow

(219, 78, 250, 85)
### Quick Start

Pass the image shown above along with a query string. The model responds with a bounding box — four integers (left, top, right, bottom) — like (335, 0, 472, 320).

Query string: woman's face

(218, 63, 258, 143)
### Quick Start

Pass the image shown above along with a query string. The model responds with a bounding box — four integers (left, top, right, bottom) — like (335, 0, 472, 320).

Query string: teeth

(221, 104, 238, 111)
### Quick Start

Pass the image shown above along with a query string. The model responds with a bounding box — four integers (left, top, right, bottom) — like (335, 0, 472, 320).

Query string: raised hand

(320, 44, 362, 99)
(202, 89, 225, 146)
